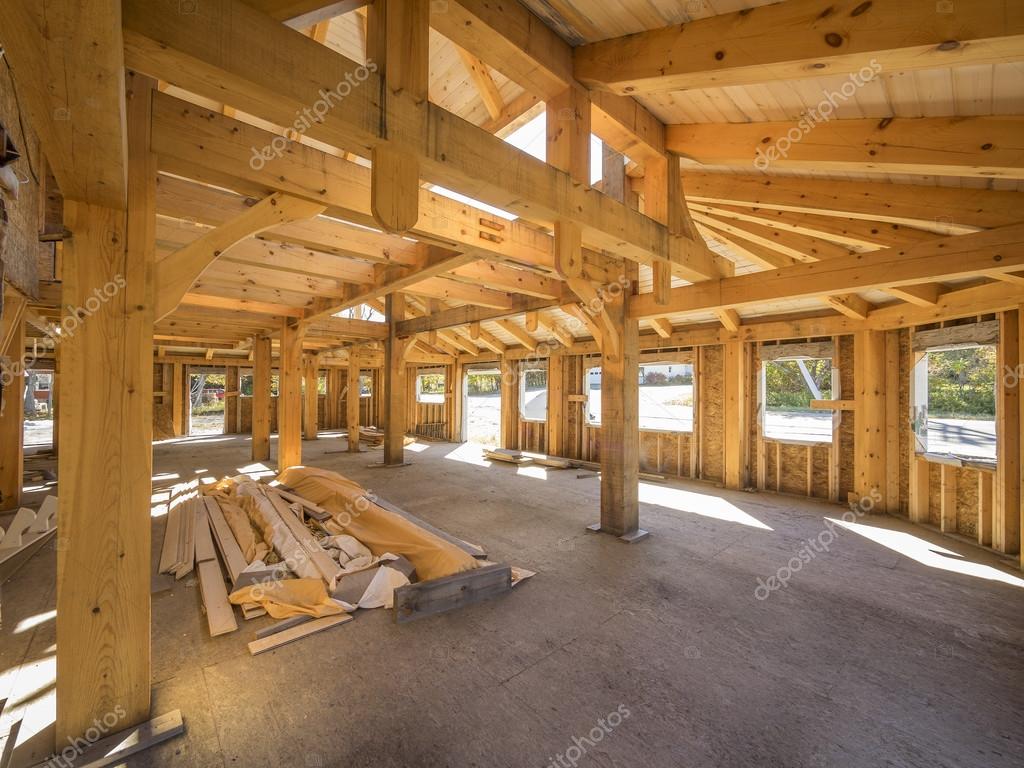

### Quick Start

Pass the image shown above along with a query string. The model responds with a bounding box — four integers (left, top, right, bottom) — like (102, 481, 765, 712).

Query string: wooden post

(383, 292, 408, 465)
(596, 275, 641, 539)
(347, 360, 361, 453)
(995, 309, 1021, 555)
(722, 339, 748, 490)
(548, 351, 564, 457)
(278, 321, 305, 471)
(0, 305, 25, 511)
(55, 71, 155, 744)
(51, 355, 60, 456)
(854, 330, 887, 511)
(884, 330, 902, 512)
(451, 359, 465, 443)
(171, 361, 184, 437)
(907, 338, 930, 523)
(224, 365, 238, 434)
(303, 353, 319, 441)
(251, 336, 272, 461)
(499, 356, 518, 450)
(547, 83, 591, 187)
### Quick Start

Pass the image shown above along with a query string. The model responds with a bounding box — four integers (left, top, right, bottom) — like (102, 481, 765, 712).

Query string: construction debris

(0, 495, 58, 585)
(159, 466, 526, 654)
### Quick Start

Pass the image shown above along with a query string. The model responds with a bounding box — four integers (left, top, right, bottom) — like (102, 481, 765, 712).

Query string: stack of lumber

(358, 427, 384, 445)
(0, 495, 58, 585)
(158, 495, 197, 580)
(483, 449, 667, 482)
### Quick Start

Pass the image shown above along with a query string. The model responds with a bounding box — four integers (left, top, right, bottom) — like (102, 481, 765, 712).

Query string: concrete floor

(2, 432, 1023, 768)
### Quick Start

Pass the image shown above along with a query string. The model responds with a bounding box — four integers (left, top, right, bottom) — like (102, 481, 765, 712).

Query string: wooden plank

(204, 497, 247, 585)
(252, 614, 313, 640)
(394, 563, 511, 624)
(574, 0, 1024, 95)
(265, 491, 343, 587)
(247, 613, 353, 655)
(196, 559, 238, 637)
(193, 502, 217, 564)
(28, 710, 184, 768)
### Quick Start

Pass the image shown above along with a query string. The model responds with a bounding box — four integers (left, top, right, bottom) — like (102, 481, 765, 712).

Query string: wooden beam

(666, 117, 1024, 179)
(470, 322, 506, 354)
(722, 339, 747, 490)
(649, 317, 673, 339)
(547, 84, 591, 187)
(496, 320, 537, 350)
(455, 45, 505, 121)
(574, 0, 1024, 95)
(396, 295, 556, 334)
(629, 224, 1024, 319)
(716, 308, 741, 332)
(682, 172, 1020, 233)
(124, 0, 725, 278)
(824, 294, 873, 320)
(245, 0, 368, 26)
(278, 321, 305, 470)
(156, 194, 326, 320)
(55, 70, 155, 745)
(383, 293, 409, 465)
(2, 0, 127, 207)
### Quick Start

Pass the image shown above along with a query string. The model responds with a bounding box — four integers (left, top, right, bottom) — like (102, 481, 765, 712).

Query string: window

(761, 356, 834, 443)
(639, 362, 693, 432)
(585, 366, 601, 425)
(912, 344, 996, 462)
(416, 371, 446, 404)
(239, 372, 279, 397)
(519, 367, 548, 422)
(359, 374, 372, 398)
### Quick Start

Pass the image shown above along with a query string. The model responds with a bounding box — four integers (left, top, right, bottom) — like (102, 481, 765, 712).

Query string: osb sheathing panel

(837, 335, 856, 501)
(928, 463, 942, 527)
(765, 442, 778, 491)
(700, 345, 725, 483)
(957, 468, 979, 538)
(777, 443, 808, 496)
(0, 74, 47, 297)
(240, 396, 279, 434)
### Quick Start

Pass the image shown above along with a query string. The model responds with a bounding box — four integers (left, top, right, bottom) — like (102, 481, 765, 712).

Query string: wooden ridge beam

(575, 0, 1024, 95)
(630, 223, 1024, 319)
(395, 295, 557, 334)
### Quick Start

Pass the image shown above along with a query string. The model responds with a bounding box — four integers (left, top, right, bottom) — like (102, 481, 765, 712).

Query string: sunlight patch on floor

(639, 482, 773, 530)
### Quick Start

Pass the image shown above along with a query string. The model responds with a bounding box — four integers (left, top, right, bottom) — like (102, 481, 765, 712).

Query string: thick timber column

(366, 0, 428, 234)
(251, 335, 272, 461)
(722, 339, 749, 490)
(56, 72, 155, 743)
(0, 300, 26, 510)
(303, 353, 319, 441)
(995, 309, 1021, 556)
(596, 276, 642, 539)
(347, 359, 361, 453)
(854, 330, 888, 511)
(383, 293, 409, 465)
(278, 321, 306, 471)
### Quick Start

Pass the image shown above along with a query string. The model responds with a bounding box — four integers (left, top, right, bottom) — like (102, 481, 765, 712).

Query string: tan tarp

(278, 466, 480, 582)
(229, 578, 346, 619)
(204, 478, 273, 563)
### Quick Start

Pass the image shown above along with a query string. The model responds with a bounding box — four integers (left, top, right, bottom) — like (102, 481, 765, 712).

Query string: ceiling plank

(574, 0, 1024, 95)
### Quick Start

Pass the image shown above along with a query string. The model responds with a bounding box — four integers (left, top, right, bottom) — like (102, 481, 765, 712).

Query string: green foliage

(523, 369, 547, 391)
(418, 373, 445, 395)
(467, 372, 501, 395)
(927, 347, 995, 418)
(765, 359, 833, 410)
